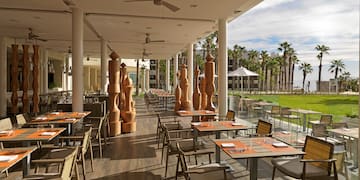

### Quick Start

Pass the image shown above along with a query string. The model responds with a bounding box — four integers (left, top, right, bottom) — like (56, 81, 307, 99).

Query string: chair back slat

(320, 114, 333, 125)
(15, 114, 27, 126)
(311, 124, 327, 137)
(61, 146, 79, 179)
(226, 110, 235, 121)
(0, 118, 13, 131)
(303, 136, 334, 172)
(271, 106, 281, 114)
(256, 120, 272, 135)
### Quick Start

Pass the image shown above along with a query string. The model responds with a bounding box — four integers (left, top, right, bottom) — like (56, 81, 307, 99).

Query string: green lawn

(243, 94, 359, 122)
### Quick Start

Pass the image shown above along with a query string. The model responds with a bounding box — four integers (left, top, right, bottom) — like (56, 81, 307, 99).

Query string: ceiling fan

(145, 33, 165, 44)
(28, 28, 47, 42)
(124, 0, 180, 12)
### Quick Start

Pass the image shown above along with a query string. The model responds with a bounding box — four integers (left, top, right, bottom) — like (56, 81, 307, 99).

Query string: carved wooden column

(120, 63, 136, 133)
(108, 52, 121, 136)
(32, 45, 40, 114)
(193, 66, 200, 110)
(11, 45, 19, 114)
(22, 45, 30, 113)
(205, 50, 215, 111)
(174, 72, 181, 111)
(179, 64, 191, 110)
(200, 77, 207, 110)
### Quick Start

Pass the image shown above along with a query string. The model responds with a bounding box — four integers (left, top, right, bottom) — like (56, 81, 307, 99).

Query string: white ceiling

(0, 0, 262, 59)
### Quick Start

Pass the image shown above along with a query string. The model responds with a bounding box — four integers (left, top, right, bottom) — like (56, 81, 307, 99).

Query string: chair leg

(74, 161, 80, 180)
(89, 141, 94, 172)
(81, 154, 86, 180)
(98, 137, 103, 158)
(175, 156, 180, 180)
(164, 148, 169, 178)
(272, 167, 276, 180)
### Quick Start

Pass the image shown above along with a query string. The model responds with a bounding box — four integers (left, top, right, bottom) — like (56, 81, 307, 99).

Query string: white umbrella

(228, 66, 258, 93)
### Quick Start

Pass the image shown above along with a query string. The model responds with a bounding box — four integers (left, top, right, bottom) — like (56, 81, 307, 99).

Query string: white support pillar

(187, 44, 193, 100)
(358, 42, 360, 176)
(142, 67, 146, 93)
(165, 59, 170, 92)
(173, 54, 178, 92)
(145, 69, 150, 91)
(72, 7, 84, 112)
(85, 66, 91, 91)
(100, 38, 107, 93)
(0, 37, 7, 117)
(41, 49, 48, 94)
(218, 18, 228, 118)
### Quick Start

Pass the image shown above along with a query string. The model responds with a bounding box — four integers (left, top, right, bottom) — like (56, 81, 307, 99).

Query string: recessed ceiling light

(177, 24, 182, 27)
(124, 21, 130, 24)
(190, 4, 198, 8)
(33, 16, 41, 19)
(146, 27, 152, 29)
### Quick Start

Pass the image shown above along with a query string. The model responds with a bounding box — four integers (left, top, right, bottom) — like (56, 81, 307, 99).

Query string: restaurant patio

(0, 0, 359, 179)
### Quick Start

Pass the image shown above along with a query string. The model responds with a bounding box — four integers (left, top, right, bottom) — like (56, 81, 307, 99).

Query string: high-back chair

(308, 114, 333, 132)
(281, 107, 300, 130)
(271, 135, 337, 180)
(225, 110, 235, 121)
(0, 118, 12, 131)
(255, 119, 272, 136)
(176, 142, 228, 180)
(15, 114, 28, 127)
(25, 146, 79, 180)
(265, 106, 281, 128)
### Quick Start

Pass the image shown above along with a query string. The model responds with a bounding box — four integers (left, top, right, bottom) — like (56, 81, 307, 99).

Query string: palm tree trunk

(318, 58, 322, 92)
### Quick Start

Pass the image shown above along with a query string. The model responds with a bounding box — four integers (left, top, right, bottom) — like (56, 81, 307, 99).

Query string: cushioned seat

(271, 157, 329, 178)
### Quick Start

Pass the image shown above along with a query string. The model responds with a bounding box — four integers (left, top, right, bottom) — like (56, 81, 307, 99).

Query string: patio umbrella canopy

(228, 66, 258, 93)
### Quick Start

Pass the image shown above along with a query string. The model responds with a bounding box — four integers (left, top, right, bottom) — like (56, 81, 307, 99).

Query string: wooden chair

(265, 105, 281, 128)
(15, 113, 31, 128)
(162, 125, 212, 178)
(83, 112, 108, 158)
(176, 142, 229, 180)
(25, 146, 79, 180)
(281, 107, 300, 131)
(308, 114, 333, 132)
(0, 118, 12, 131)
(255, 119, 272, 136)
(43, 127, 94, 180)
(271, 135, 338, 180)
(156, 113, 180, 148)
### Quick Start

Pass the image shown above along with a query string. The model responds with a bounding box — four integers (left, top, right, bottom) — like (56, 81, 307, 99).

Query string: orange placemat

(0, 150, 29, 167)
(215, 140, 256, 154)
(219, 121, 246, 129)
(196, 122, 215, 131)
(0, 129, 27, 139)
(27, 129, 60, 139)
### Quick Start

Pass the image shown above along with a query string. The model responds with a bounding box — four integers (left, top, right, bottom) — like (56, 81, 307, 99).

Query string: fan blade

(161, 1, 179, 12)
(150, 40, 165, 43)
(35, 38, 47, 42)
(124, 0, 152, 2)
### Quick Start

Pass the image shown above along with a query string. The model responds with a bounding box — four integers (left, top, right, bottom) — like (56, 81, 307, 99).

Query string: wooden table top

(213, 137, 304, 159)
(273, 131, 307, 147)
(0, 128, 65, 142)
(0, 146, 37, 173)
(176, 110, 217, 117)
(192, 121, 252, 132)
(328, 128, 358, 139)
(29, 111, 91, 125)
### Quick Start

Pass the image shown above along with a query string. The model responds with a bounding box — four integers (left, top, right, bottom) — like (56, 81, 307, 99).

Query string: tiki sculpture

(120, 63, 136, 133)
(205, 48, 216, 111)
(11, 45, 19, 114)
(179, 64, 191, 110)
(108, 52, 121, 136)
(200, 77, 207, 110)
(32, 45, 40, 114)
(22, 45, 30, 113)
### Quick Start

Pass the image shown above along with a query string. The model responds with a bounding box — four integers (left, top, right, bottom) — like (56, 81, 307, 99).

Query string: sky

(228, 0, 359, 90)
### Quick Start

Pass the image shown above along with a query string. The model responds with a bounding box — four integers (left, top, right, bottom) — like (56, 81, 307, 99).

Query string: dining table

(0, 128, 66, 145)
(289, 109, 321, 132)
(192, 120, 254, 162)
(29, 111, 91, 136)
(0, 146, 37, 176)
(213, 137, 304, 180)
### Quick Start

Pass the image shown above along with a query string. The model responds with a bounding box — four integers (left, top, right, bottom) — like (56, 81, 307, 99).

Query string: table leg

(215, 131, 221, 163)
(22, 153, 31, 176)
(302, 114, 307, 132)
(249, 157, 258, 180)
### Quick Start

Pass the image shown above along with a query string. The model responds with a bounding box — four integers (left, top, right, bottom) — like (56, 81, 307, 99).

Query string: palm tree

(267, 56, 281, 91)
(290, 55, 299, 92)
(278, 42, 291, 91)
(315, 44, 330, 91)
(247, 50, 259, 71)
(260, 50, 269, 91)
(286, 48, 295, 90)
(298, 62, 313, 90)
(329, 59, 345, 79)
(338, 71, 351, 91)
